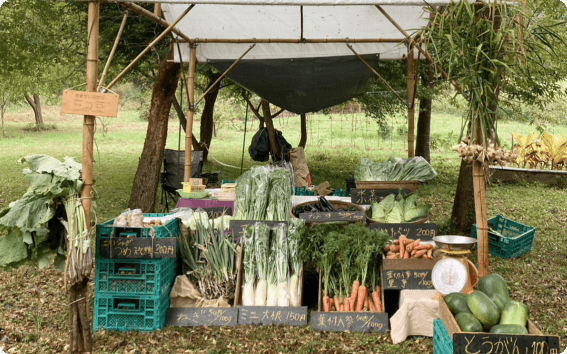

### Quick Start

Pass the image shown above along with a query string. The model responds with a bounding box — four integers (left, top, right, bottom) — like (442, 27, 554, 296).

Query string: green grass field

(0, 102, 566, 353)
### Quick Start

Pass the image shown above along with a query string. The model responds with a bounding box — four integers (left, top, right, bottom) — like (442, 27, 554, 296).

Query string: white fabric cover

(140, 0, 454, 5)
(162, 4, 428, 61)
(390, 289, 439, 344)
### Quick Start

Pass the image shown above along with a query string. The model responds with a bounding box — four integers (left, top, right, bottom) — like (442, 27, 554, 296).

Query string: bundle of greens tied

(233, 166, 292, 221)
(178, 213, 237, 302)
(241, 219, 305, 307)
(354, 156, 437, 182)
(296, 222, 389, 312)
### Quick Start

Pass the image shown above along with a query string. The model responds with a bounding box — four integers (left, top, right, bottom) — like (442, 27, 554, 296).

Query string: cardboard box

(382, 254, 440, 290)
(189, 178, 205, 186)
(439, 297, 560, 354)
(182, 184, 206, 193)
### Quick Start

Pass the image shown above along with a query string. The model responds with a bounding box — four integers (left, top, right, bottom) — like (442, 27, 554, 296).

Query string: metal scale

(431, 236, 479, 297)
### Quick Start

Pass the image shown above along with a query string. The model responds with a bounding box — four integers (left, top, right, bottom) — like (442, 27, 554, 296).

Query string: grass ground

(0, 102, 566, 353)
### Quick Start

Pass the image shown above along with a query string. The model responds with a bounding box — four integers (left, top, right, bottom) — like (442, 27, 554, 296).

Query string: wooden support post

(154, 3, 162, 17)
(98, 9, 128, 92)
(407, 45, 415, 158)
(184, 45, 197, 182)
(473, 160, 489, 276)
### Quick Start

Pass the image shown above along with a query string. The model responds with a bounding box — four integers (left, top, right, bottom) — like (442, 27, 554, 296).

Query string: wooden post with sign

(407, 44, 415, 158)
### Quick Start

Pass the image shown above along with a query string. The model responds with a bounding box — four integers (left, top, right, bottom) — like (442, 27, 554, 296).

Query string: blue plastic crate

(294, 187, 307, 196)
(471, 215, 536, 259)
(94, 258, 176, 297)
(96, 213, 179, 257)
(332, 188, 343, 197)
(93, 291, 170, 332)
(433, 319, 453, 354)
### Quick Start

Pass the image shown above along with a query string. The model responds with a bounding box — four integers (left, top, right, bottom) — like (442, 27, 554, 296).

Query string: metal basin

(432, 235, 478, 251)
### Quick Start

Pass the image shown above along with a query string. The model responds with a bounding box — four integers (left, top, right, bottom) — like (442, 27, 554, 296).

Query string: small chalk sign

(311, 312, 388, 333)
(382, 269, 434, 290)
(350, 189, 411, 205)
(200, 206, 233, 218)
(98, 237, 177, 259)
(368, 223, 437, 241)
(299, 211, 365, 223)
(228, 220, 288, 240)
(453, 333, 560, 354)
(166, 308, 238, 327)
(238, 306, 308, 326)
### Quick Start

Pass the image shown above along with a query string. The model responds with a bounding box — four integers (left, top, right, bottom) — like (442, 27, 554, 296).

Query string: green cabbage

(371, 190, 430, 222)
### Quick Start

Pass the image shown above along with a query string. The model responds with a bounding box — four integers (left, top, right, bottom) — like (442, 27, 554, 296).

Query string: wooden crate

(439, 296, 560, 354)
(355, 180, 418, 192)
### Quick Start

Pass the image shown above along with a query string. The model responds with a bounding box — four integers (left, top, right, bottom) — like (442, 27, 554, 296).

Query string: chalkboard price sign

(310, 312, 388, 333)
(166, 308, 238, 327)
(238, 306, 308, 326)
(228, 220, 288, 240)
(453, 333, 560, 354)
(299, 211, 365, 223)
(98, 237, 177, 259)
(350, 189, 411, 205)
(199, 207, 233, 218)
(382, 269, 434, 290)
(368, 223, 437, 241)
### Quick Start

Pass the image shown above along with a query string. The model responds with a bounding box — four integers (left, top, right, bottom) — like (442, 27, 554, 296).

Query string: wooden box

(354, 180, 418, 192)
(182, 183, 206, 193)
(439, 297, 560, 354)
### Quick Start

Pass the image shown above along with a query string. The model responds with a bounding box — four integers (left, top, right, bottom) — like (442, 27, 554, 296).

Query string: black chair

(159, 149, 204, 212)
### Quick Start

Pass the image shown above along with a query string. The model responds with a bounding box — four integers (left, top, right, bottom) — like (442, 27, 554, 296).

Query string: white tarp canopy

(163, 4, 429, 61)
(138, 0, 455, 5)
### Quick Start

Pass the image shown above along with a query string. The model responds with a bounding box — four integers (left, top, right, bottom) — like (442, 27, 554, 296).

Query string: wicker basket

(365, 208, 428, 224)
(354, 180, 418, 192)
(290, 200, 366, 222)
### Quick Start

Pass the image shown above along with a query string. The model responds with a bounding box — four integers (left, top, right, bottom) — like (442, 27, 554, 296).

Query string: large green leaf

(0, 194, 54, 235)
(0, 230, 29, 268)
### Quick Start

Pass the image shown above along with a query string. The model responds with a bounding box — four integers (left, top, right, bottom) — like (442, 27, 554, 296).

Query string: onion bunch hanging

(453, 137, 517, 166)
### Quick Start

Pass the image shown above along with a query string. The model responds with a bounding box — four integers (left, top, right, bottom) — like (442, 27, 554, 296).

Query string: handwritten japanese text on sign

(166, 308, 238, 327)
(98, 237, 176, 259)
(383, 269, 433, 289)
(350, 189, 411, 205)
(298, 211, 365, 223)
(368, 223, 437, 241)
(452, 333, 560, 354)
(238, 306, 308, 326)
(61, 90, 119, 117)
(310, 312, 388, 332)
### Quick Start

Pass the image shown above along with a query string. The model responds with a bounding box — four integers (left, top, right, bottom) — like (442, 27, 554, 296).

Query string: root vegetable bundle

(241, 219, 305, 307)
(383, 236, 436, 259)
(178, 214, 237, 304)
(452, 137, 517, 166)
(296, 223, 390, 313)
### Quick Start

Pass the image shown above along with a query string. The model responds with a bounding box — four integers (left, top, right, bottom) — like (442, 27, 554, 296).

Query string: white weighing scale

(431, 236, 479, 297)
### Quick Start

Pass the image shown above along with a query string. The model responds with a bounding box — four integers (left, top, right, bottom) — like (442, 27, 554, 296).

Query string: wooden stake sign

(61, 90, 119, 117)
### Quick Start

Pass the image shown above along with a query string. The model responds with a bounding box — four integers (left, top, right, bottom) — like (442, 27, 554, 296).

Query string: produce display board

(368, 223, 437, 241)
(198, 206, 233, 218)
(165, 308, 238, 327)
(381, 256, 439, 290)
(311, 311, 388, 332)
(299, 211, 365, 223)
(439, 297, 560, 354)
(350, 188, 411, 205)
(228, 220, 288, 241)
(238, 306, 308, 326)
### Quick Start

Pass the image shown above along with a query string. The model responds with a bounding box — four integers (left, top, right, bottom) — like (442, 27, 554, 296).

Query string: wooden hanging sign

(61, 90, 119, 117)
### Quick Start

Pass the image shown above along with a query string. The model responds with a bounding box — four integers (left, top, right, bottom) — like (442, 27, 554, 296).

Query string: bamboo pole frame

(407, 44, 415, 157)
(184, 45, 197, 182)
(177, 38, 403, 44)
(120, 2, 192, 42)
(98, 10, 128, 92)
(195, 44, 256, 105)
(105, 4, 195, 91)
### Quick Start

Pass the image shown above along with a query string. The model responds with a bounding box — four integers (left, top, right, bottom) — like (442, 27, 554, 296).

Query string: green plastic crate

(93, 291, 170, 332)
(332, 188, 343, 197)
(94, 258, 176, 297)
(96, 213, 179, 256)
(433, 319, 453, 354)
(471, 215, 536, 259)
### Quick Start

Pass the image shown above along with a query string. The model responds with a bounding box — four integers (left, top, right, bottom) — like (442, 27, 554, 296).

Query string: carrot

(364, 296, 369, 311)
(355, 285, 366, 311)
(350, 280, 360, 305)
(390, 245, 400, 253)
(372, 290, 381, 312)
(414, 249, 428, 258)
(406, 239, 421, 253)
(413, 244, 432, 251)
(393, 240, 399, 245)
(399, 236, 407, 258)
(427, 248, 433, 259)
(386, 253, 398, 259)
(344, 298, 350, 312)
(383, 245, 391, 252)
(334, 297, 340, 313)
(323, 295, 330, 312)
(403, 250, 409, 259)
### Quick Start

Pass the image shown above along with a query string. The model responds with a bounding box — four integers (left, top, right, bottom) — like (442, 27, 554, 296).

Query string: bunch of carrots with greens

(296, 222, 389, 313)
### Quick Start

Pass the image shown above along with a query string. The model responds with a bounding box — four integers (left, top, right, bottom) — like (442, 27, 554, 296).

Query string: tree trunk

(451, 160, 475, 232)
(127, 45, 181, 212)
(415, 69, 432, 162)
(69, 279, 92, 353)
(261, 100, 281, 158)
(299, 113, 307, 148)
(199, 72, 222, 163)
(1, 106, 5, 138)
(24, 93, 43, 126)
(172, 96, 200, 151)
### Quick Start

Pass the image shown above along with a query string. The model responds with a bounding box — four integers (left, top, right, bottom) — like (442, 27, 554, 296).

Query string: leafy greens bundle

(354, 156, 437, 182)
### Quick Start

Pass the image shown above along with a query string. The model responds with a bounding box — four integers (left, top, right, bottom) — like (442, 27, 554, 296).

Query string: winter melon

(467, 291, 500, 327)
(478, 274, 510, 303)
(456, 312, 483, 332)
(500, 301, 528, 327)
(445, 293, 471, 316)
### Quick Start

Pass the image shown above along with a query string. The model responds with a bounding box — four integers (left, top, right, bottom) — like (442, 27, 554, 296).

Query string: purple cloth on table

(176, 198, 234, 211)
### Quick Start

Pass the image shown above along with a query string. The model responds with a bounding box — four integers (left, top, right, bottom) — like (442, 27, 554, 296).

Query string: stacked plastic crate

(92, 214, 179, 332)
